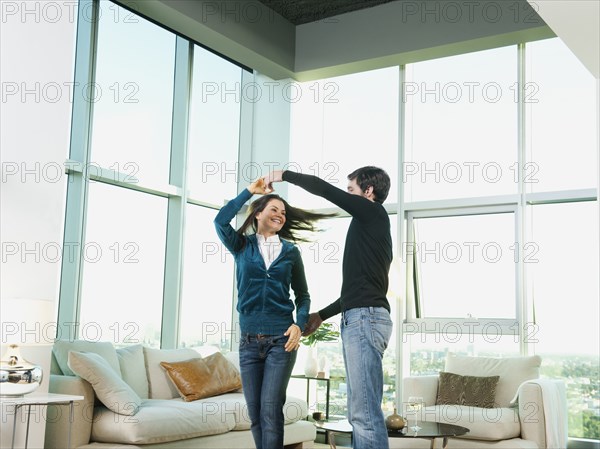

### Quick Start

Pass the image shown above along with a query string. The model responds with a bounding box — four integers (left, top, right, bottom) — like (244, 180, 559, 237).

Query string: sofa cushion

(53, 340, 121, 377)
(68, 351, 142, 416)
(117, 344, 149, 399)
(436, 372, 500, 408)
(224, 393, 308, 430)
(445, 354, 541, 407)
(161, 353, 242, 402)
(50, 351, 63, 375)
(422, 405, 520, 441)
(144, 347, 200, 399)
(91, 398, 236, 444)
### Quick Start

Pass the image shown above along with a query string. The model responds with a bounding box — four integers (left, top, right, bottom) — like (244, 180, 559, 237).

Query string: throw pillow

(444, 354, 541, 407)
(436, 371, 500, 408)
(53, 340, 121, 377)
(160, 352, 242, 402)
(117, 344, 149, 399)
(143, 347, 200, 399)
(223, 351, 243, 393)
(68, 351, 142, 416)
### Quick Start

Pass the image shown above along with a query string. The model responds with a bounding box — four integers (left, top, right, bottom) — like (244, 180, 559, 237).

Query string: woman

(214, 178, 332, 449)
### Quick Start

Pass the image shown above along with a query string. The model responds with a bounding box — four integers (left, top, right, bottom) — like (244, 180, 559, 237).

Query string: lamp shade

(0, 298, 56, 345)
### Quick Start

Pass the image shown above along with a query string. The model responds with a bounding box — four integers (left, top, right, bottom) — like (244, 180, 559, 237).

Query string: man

(263, 167, 393, 449)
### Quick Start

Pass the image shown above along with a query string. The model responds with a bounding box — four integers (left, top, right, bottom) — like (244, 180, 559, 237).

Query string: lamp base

(1, 345, 44, 398)
(0, 377, 42, 397)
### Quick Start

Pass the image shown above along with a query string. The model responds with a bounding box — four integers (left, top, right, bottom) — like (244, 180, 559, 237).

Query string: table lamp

(0, 344, 43, 397)
(0, 297, 55, 397)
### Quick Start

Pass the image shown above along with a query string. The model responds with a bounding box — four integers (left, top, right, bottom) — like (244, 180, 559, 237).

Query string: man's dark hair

(347, 166, 391, 204)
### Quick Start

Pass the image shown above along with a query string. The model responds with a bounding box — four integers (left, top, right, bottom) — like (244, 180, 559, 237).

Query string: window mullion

(57, 0, 99, 341)
(517, 42, 530, 356)
(160, 37, 193, 349)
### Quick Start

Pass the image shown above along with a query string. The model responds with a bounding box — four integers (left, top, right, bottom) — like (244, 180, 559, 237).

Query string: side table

(1, 393, 84, 449)
(291, 374, 343, 420)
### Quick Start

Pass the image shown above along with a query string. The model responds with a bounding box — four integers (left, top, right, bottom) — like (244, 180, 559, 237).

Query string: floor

(313, 430, 352, 448)
(314, 444, 349, 449)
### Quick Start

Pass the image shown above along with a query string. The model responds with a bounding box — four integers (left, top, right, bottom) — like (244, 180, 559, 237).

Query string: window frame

(404, 203, 522, 337)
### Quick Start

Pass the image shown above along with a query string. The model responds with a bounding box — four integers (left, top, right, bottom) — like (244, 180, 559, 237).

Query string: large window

(402, 46, 524, 376)
(90, 1, 176, 187)
(404, 46, 518, 202)
(179, 205, 235, 352)
(177, 44, 244, 351)
(187, 46, 242, 204)
(528, 202, 599, 439)
(62, 1, 248, 353)
(524, 38, 599, 441)
(289, 68, 400, 417)
(77, 2, 176, 346)
(291, 216, 399, 418)
(402, 39, 598, 442)
(292, 218, 350, 417)
(526, 39, 597, 193)
(289, 67, 399, 208)
(409, 211, 517, 319)
(79, 183, 167, 346)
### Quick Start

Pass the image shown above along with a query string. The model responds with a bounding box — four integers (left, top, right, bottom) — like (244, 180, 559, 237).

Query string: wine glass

(406, 396, 424, 432)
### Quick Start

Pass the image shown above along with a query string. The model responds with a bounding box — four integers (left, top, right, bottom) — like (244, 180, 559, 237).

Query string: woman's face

(255, 199, 286, 235)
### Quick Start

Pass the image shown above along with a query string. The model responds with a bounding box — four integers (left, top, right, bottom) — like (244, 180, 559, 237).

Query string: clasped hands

(247, 171, 284, 195)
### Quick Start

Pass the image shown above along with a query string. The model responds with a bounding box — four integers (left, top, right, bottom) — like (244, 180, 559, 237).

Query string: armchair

(391, 354, 567, 449)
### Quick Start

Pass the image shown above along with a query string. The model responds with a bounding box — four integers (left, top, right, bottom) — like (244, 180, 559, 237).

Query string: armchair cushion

(436, 372, 500, 408)
(445, 354, 541, 407)
(422, 405, 520, 441)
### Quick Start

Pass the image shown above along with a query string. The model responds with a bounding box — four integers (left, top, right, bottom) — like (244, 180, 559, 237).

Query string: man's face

(347, 178, 365, 197)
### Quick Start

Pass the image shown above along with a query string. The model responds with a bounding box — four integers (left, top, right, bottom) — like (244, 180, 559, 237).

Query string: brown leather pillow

(436, 371, 500, 408)
(160, 353, 242, 402)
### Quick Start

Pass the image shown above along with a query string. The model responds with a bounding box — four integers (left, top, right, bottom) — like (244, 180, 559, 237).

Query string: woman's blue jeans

(239, 333, 296, 449)
(341, 307, 393, 449)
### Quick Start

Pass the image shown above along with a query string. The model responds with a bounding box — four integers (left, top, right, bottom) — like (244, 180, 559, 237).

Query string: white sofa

(44, 341, 315, 449)
(391, 354, 567, 449)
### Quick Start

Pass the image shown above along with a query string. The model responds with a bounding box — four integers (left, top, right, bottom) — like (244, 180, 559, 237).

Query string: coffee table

(315, 419, 469, 449)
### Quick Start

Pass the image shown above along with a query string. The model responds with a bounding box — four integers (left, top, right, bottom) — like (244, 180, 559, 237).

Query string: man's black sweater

(282, 170, 393, 320)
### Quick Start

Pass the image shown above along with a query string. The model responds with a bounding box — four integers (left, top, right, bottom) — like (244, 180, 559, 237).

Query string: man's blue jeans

(239, 333, 296, 449)
(341, 307, 393, 449)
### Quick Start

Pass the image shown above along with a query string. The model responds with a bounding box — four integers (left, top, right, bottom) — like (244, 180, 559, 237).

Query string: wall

(250, 71, 292, 198)
(0, 1, 76, 446)
(528, 0, 599, 79)
(1, 1, 76, 327)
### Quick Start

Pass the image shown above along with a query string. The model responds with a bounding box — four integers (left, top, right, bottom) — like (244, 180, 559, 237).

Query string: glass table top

(315, 419, 469, 438)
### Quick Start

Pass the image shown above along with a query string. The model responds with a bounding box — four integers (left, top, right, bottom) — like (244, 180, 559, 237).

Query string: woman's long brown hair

(237, 194, 336, 244)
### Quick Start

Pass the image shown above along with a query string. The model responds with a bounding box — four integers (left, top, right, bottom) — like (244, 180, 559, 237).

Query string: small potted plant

(301, 323, 340, 378)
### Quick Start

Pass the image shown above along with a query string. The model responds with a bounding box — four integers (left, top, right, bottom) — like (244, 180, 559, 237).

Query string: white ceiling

(528, 0, 599, 79)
